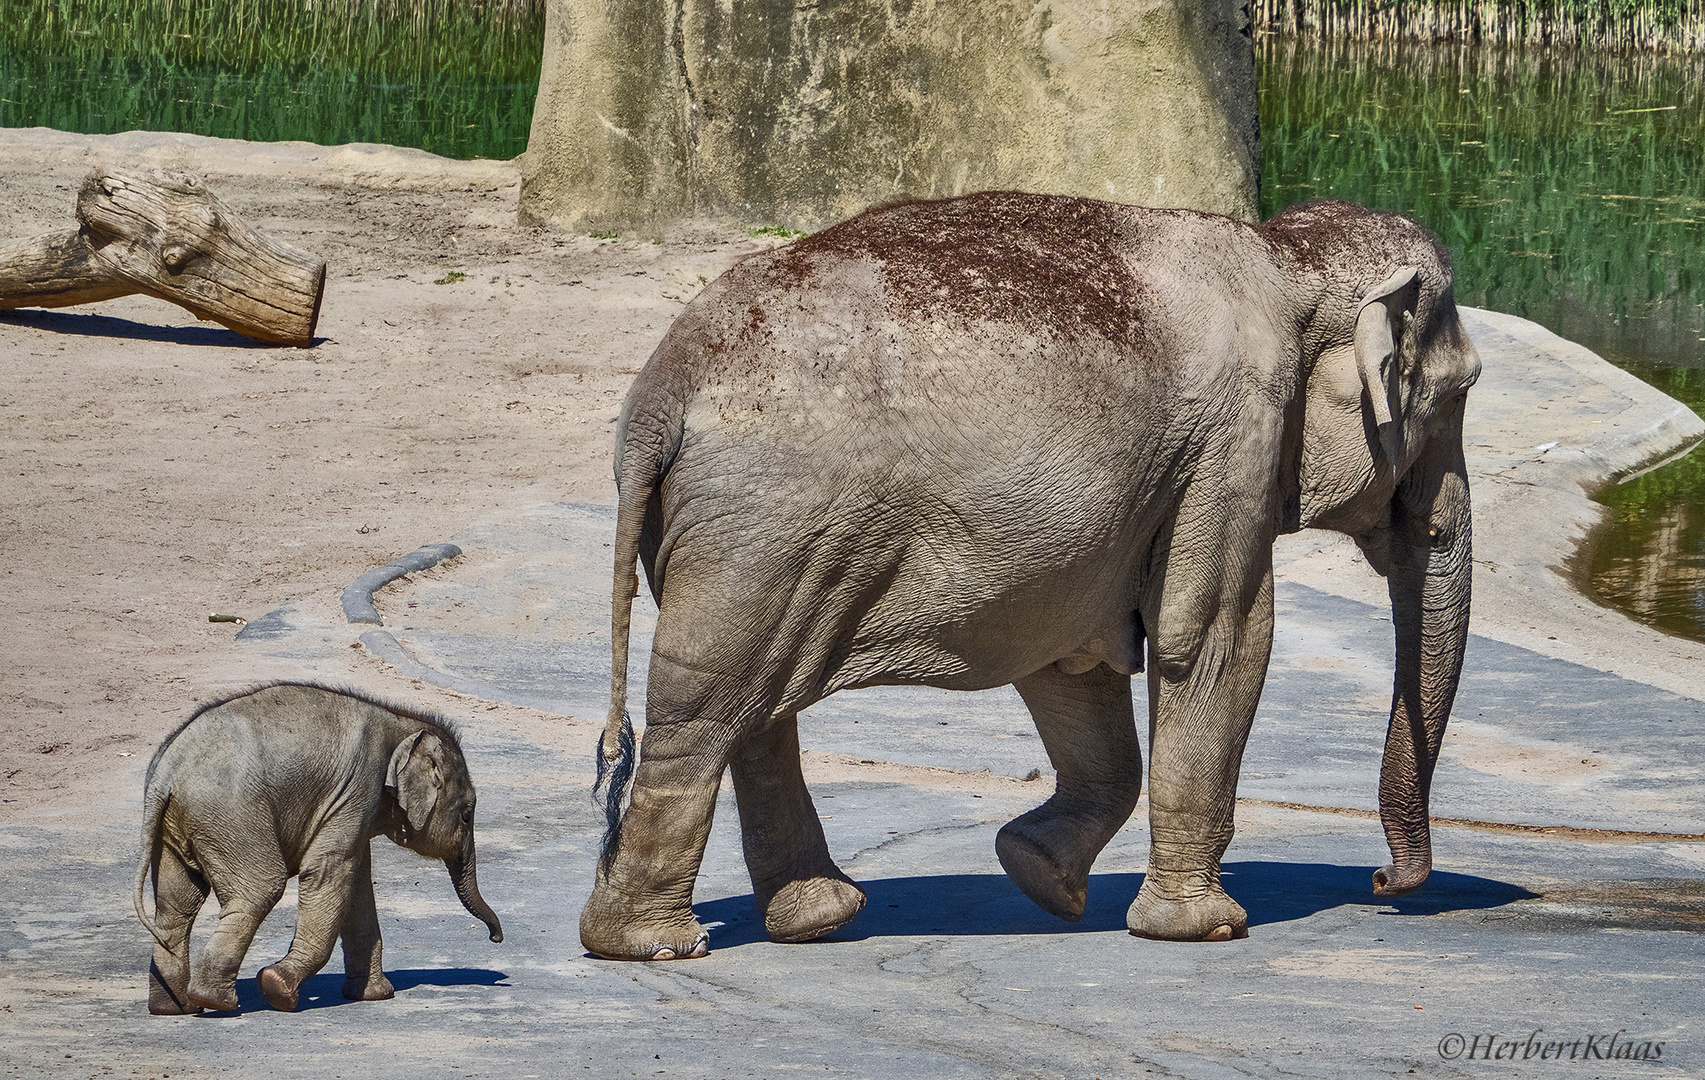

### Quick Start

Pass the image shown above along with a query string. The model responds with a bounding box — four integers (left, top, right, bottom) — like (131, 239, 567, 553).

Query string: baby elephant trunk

(447, 841, 503, 943)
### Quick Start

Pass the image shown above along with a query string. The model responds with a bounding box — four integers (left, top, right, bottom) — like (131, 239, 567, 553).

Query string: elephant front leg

(999, 663, 1143, 921)
(731, 714, 866, 943)
(1128, 568, 1275, 942)
(338, 843, 394, 1002)
(147, 847, 211, 1015)
(258, 850, 361, 1010)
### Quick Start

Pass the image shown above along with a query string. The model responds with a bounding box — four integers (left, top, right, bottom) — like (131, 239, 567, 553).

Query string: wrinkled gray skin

(585, 195, 1479, 960)
(135, 683, 502, 1014)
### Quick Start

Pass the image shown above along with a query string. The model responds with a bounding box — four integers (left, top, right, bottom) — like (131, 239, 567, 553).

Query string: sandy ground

(3, 125, 1703, 833)
(0, 129, 796, 819)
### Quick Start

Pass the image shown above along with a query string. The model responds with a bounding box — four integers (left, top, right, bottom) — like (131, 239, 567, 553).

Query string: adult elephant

(582, 194, 1479, 959)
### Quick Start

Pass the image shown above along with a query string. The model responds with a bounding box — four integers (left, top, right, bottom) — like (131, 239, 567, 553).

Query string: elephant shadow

(694, 862, 1536, 949)
(214, 967, 510, 1014)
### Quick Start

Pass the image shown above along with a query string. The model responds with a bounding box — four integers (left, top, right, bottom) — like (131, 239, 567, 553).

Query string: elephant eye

(461, 807, 473, 824)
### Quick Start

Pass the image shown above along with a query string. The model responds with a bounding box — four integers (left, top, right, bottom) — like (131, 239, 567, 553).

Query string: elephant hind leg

(579, 650, 761, 962)
(999, 662, 1143, 922)
(731, 714, 865, 943)
(147, 846, 210, 1015)
(188, 862, 287, 1012)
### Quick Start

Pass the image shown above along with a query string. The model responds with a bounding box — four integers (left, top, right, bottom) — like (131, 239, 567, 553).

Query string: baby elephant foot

(762, 875, 867, 943)
(342, 972, 395, 1002)
(1127, 869, 1248, 942)
(995, 817, 1092, 922)
(257, 966, 300, 1011)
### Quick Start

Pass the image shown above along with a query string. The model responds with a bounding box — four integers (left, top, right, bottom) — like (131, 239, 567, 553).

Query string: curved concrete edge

(340, 543, 463, 625)
(1464, 307, 1705, 486)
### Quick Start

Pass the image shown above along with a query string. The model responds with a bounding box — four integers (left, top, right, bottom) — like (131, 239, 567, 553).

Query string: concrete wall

(519, 0, 1260, 234)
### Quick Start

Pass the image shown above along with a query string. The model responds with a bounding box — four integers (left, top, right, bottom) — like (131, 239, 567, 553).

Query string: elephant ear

(385, 730, 442, 834)
(1353, 267, 1421, 436)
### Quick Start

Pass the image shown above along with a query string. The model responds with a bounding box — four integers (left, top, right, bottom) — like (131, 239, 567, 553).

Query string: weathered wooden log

(0, 168, 326, 346)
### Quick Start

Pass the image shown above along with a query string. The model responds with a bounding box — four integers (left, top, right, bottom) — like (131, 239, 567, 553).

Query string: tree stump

(0, 168, 326, 346)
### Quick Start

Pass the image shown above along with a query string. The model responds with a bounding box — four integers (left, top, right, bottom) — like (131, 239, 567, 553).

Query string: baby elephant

(134, 682, 503, 1014)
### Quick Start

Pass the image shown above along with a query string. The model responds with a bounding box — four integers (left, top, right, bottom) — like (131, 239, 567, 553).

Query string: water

(1260, 35, 1705, 642)
(3, 15, 1703, 639)
(0, 0, 543, 160)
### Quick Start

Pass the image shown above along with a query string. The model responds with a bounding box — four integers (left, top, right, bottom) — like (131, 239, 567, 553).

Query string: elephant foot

(580, 890, 711, 961)
(342, 973, 395, 1002)
(582, 924, 710, 961)
(186, 980, 239, 1013)
(995, 821, 1089, 922)
(257, 966, 299, 1011)
(148, 986, 201, 1016)
(762, 875, 867, 943)
(1126, 869, 1248, 942)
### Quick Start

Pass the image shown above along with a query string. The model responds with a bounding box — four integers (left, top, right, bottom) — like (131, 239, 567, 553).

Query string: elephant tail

(595, 436, 659, 877)
(134, 788, 173, 949)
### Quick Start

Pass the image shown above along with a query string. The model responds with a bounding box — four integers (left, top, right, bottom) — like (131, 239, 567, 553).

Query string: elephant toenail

(1205, 924, 1233, 942)
(650, 946, 678, 960)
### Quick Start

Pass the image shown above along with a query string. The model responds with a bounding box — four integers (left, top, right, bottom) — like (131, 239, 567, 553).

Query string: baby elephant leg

(999, 663, 1143, 921)
(148, 847, 210, 1015)
(188, 870, 287, 1012)
(731, 714, 866, 943)
(258, 849, 361, 1011)
(339, 843, 394, 1002)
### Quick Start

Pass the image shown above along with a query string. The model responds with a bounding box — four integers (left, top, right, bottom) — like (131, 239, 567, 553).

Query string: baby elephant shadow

(211, 968, 510, 1015)
(695, 862, 1535, 949)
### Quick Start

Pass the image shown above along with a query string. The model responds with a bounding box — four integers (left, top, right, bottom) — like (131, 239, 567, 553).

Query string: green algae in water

(1260, 35, 1705, 642)
(0, 0, 543, 159)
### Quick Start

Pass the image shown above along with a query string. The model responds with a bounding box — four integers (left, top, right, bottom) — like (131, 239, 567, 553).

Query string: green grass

(0, 0, 544, 158)
(1261, 35, 1705, 373)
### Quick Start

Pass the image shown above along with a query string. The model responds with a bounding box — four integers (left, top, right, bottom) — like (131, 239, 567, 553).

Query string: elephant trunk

(1373, 420, 1472, 898)
(448, 841, 504, 942)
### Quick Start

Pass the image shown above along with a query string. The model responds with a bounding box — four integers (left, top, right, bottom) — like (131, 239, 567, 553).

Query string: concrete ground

(3, 144, 1704, 1078)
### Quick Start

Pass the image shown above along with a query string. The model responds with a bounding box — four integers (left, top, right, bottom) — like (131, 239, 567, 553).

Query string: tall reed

(1258, 1, 1705, 52)
(0, 0, 545, 158)
(2, 0, 544, 82)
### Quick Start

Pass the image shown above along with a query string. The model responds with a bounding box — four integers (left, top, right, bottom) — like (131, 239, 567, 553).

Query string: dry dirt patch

(0, 131, 783, 818)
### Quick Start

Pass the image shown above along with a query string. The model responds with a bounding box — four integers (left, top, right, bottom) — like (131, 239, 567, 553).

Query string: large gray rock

(519, 0, 1260, 233)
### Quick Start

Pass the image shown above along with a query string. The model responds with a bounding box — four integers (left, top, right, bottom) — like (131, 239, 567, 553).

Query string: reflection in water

(1260, 35, 1705, 642)
(1589, 365, 1705, 640)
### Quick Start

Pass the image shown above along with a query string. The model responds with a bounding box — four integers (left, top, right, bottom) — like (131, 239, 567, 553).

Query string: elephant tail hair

(592, 712, 636, 877)
(134, 789, 173, 949)
(595, 431, 660, 876)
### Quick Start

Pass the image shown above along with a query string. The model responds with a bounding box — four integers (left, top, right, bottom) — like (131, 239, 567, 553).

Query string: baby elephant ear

(385, 730, 442, 834)
(1353, 267, 1420, 431)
